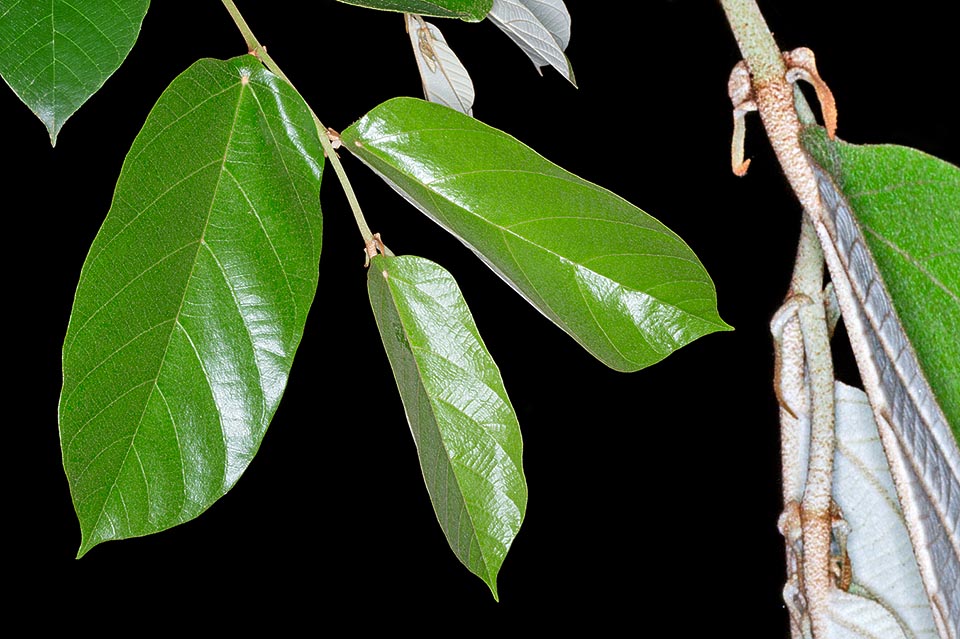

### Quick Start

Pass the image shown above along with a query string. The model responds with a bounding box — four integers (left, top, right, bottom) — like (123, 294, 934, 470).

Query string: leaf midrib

(384, 266, 501, 582)
(368, 146, 724, 330)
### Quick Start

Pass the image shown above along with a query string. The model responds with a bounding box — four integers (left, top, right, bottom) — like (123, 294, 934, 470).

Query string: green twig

(720, 2, 835, 636)
(720, 0, 785, 84)
(219, 0, 375, 246)
(221, 0, 258, 53)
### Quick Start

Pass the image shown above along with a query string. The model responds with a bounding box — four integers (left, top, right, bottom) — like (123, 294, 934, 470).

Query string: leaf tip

(566, 60, 577, 88)
(75, 539, 94, 559)
(484, 576, 500, 602)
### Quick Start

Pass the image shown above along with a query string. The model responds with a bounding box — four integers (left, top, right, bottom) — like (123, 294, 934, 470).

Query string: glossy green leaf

(802, 127, 960, 441)
(368, 254, 526, 599)
(59, 55, 324, 557)
(344, 98, 731, 372)
(336, 0, 492, 21)
(0, 0, 149, 145)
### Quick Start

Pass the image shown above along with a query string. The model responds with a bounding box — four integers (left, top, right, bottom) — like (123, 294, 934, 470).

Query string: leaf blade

(832, 382, 939, 639)
(59, 55, 324, 556)
(336, 0, 492, 21)
(486, 0, 574, 85)
(368, 254, 526, 599)
(801, 127, 960, 633)
(343, 97, 730, 372)
(0, 0, 150, 144)
(406, 14, 475, 115)
(803, 128, 960, 440)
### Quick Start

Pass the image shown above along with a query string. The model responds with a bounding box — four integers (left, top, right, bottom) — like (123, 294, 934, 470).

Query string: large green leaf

(0, 0, 150, 145)
(802, 127, 960, 440)
(59, 55, 324, 557)
(336, 0, 492, 21)
(368, 254, 526, 599)
(343, 97, 731, 372)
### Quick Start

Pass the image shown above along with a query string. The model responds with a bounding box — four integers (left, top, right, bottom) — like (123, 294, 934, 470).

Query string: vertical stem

(720, 0, 822, 218)
(719, 0, 785, 84)
(219, 0, 374, 246)
(721, 1, 836, 635)
(221, 0, 258, 52)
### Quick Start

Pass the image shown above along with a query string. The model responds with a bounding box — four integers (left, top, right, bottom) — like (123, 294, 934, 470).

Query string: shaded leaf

(368, 254, 526, 599)
(59, 56, 324, 556)
(0, 0, 149, 145)
(487, 0, 574, 85)
(337, 0, 492, 21)
(831, 382, 938, 639)
(514, 0, 570, 49)
(406, 13, 475, 115)
(343, 97, 730, 372)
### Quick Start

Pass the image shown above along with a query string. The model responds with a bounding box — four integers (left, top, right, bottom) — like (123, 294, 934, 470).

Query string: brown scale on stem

(728, 47, 837, 177)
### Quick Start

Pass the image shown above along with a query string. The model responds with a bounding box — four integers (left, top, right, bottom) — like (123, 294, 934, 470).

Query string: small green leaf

(368, 254, 526, 599)
(802, 127, 960, 441)
(0, 0, 150, 145)
(343, 98, 731, 372)
(59, 55, 324, 557)
(336, 0, 493, 21)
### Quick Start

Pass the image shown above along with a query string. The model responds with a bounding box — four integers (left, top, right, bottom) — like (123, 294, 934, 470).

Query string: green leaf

(802, 127, 960, 441)
(336, 0, 493, 21)
(343, 97, 731, 372)
(59, 55, 324, 557)
(368, 254, 526, 599)
(0, 0, 150, 145)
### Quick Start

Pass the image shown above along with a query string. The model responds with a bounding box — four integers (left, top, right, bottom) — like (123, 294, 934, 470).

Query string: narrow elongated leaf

(337, 0, 492, 21)
(406, 14, 475, 115)
(59, 56, 324, 557)
(832, 382, 938, 639)
(343, 98, 730, 372)
(368, 254, 526, 599)
(513, 0, 570, 49)
(0, 0, 149, 145)
(801, 127, 960, 636)
(487, 0, 575, 85)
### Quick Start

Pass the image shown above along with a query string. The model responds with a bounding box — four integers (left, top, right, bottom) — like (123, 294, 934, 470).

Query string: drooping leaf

(511, 0, 570, 49)
(59, 56, 324, 557)
(802, 128, 960, 440)
(802, 127, 960, 632)
(343, 97, 730, 372)
(368, 254, 526, 599)
(831, 382, 938, 639)
(337, 0, 492, 21)
(486, 0, 575, 85)
(0, 0, 150, 145)
(406, 14, 475, 115)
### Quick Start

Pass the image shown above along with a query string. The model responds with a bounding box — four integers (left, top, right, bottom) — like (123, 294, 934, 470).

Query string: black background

(6, 0, 957, 632)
